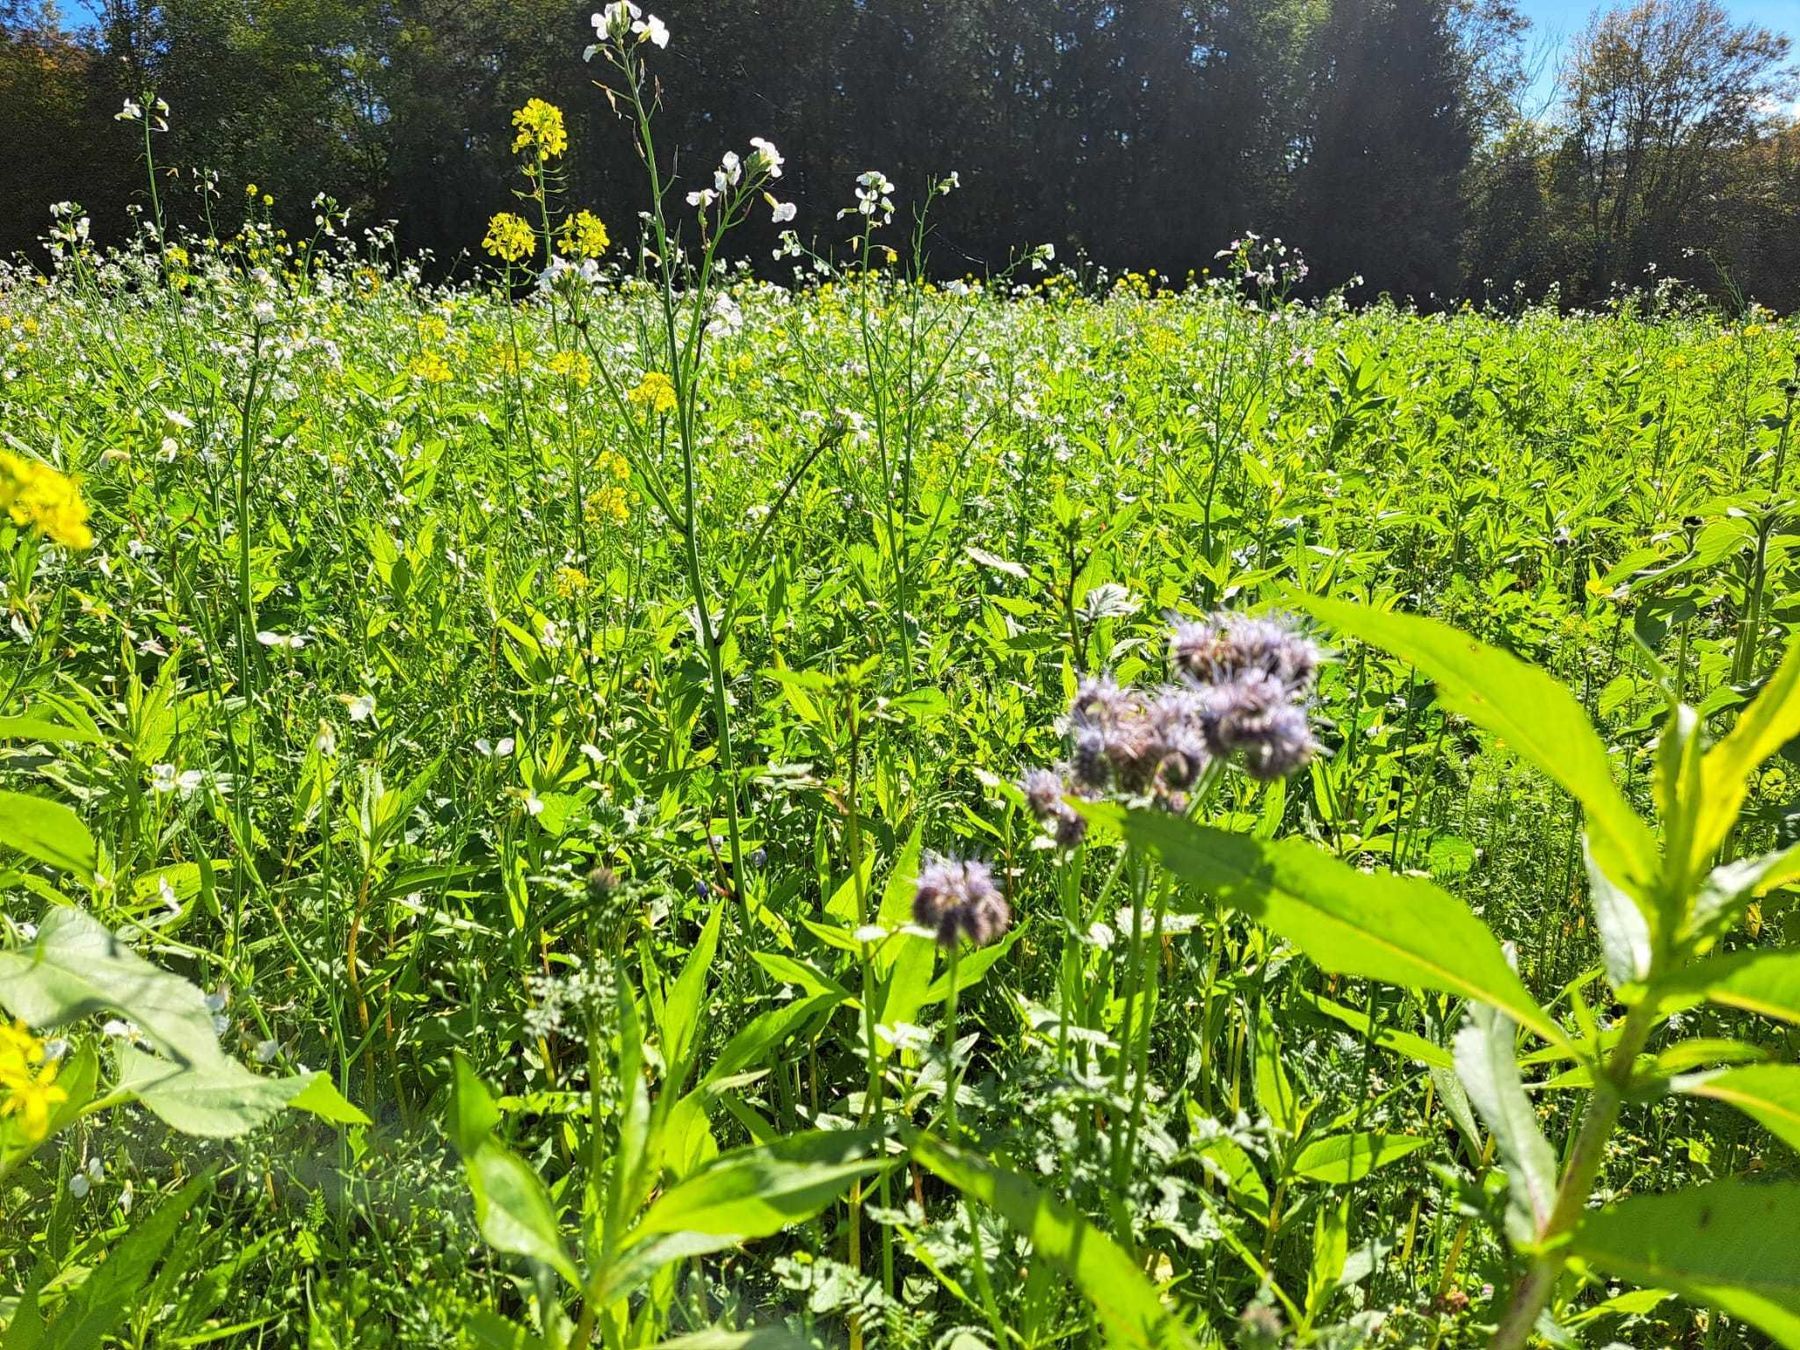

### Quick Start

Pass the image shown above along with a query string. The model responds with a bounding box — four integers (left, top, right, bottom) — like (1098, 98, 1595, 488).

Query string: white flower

(523, 792, 545, 817)
(475, 736, 515, 760)
(766, 195, 797, 224)
(595, 1, 639, 39)
(70, 1172, 91, 1199)
(706, 292, 744, 338)
(315, 720, 338, 755)
(204, 988, 229, 1014)
(686, 188, 718, 210)
(116, 99, 142, 122)
(150, 763, 205, 796)
(844, 170, 896, 223)
(158, 876, 180, 915)
(714, 150, 742, 193)
(252, 300, 276, 323)
(256, 630, 306, 649)
(343, 694, 376, 723)
(633, 12, 669, 47)
(748, 137, 784, 179)
(1030, 242, 1056, 271)
(254, 1038, 279, 1063)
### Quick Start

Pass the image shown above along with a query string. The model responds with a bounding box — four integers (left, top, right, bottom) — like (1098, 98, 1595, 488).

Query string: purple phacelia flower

(913, 854, 1011, 948)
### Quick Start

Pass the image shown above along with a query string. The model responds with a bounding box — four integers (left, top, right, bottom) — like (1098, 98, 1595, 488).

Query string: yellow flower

(586, 485, 630, 525)
(511, 99, 568, 159)
(559, 209, 610, 259)
(626, 371, 677, 415)
(547, 349, 593, 387)
(553, 565, 589, 597)
(408, 351, 453, 384)
(483, 212, 536, 264)
(0, 1020, 69, 1143)
(0, 450, 93, 550)
(597, 449, 630, 480)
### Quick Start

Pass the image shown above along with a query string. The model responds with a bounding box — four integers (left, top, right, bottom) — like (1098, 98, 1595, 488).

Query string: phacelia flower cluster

(1021, 611, 1321, 846)
(913, 854, 1010, 949)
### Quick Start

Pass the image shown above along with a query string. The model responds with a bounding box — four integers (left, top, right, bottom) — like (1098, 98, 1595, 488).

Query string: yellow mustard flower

(512, 99, 568, 159)
(554, 565, 589, 597)
(408, 351, 453, 384)
(0, 450, 94, 550)
(559, 210, 610, 259)
(547, 350, 593, 387)
(597, 449, 630, 480)
(626, 371, 677, 415)
(0, 1020, 69, 1143)
(586, 485, 630, 526)
(483, 212, 536, 264)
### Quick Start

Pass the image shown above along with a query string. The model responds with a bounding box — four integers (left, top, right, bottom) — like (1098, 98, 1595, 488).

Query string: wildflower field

(5, 16, 1800, 1350)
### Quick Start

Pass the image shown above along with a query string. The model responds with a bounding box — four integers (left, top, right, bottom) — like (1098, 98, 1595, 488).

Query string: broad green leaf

(449, 1054, 580, 1288)
(652, 1330, 814, 1350)
(0, 792, 95, 877)
(1692, 638, 1800, 872)
(908, 1130, 1205, 1350)
(115, 1045, 365, 1137)
(1254, 1001, 1299, 1136)
(661, 902, 723, 1093)
(1585, 837, 1651, 987)
(38, 1172, 213, 1350)
(1687, 844, 1800, 947)
(700, 993, 840, 1088)
(630, 1127, 882, 1242)
(1194, 1134, 1268, 1221)
(1571, 1180, 1800, 1347)
(1305, 1195, 1349, 1324)
(1118, 809, 1560, 1045)
(1288, 1131, 1428, 1184)
(1674, 1065, 1800, 1154)
(1289, 595, 1657, 896)
(1661, 949, 1800, 1026)
(1453, 1005, 1559, 1245)
(1294, 988, 1453, 1070)
(0, 715, 102, 744)
(0, 907, 221, 1067)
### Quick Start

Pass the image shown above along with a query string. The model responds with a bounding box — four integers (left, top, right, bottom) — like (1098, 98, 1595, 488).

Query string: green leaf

(0, 793, 95, 878)
(1254, 1001, 1299, 1136)
(115, 1045, 365, 1138)
(651, 1330, 814, 1350)
(1294, 988, 1453, 1070)
(1693, 638, 1800, 873)
(1687, 844, 1800, 946)
(908, 1130, 1205, 1350)
(699, 993, 840, 1089)
(449, 1054, 580, 1289)
(1674, 1065, 1800, 1154)
(1585, 837, 1651, 987)
(630, 1128, 882, 1243)
(1571, 1180, 1800, 1347)
(1289, 595, 1657, 896)
(0, 715, 102, 744)
(1661, 949, 1800, 1026)
(661, 902, 723, 1094)
(1305, 1195, 1349, 1325)
(1288, 1131, 1428, 1184)
(1118, 809, 1560, 1046)
(1453, 1005, 1559, 1245)
(0, 907, 222, 1067)
(38, 1172, 213, 1350)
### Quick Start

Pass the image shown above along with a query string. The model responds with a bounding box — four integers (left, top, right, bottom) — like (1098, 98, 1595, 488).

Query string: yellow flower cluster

(585, 450, 632, 526)
(554, 565, 589, 597)
(627, 370, 677, 414)
(0, 450, 93, 550)
(512, 99, 568, 159)
(0, 1020, 68, 1142)
(483, 212, 536, 264)
(409, 351, 454, 384)
(547, 350, 593, 387)
(560, 210, 610, 259)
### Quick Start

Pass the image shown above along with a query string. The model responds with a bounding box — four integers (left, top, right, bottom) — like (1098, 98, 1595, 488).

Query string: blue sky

(1514, 0, 1800, 111)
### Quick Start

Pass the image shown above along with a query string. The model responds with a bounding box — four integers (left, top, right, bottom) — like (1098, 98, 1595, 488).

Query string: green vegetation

(4, 20, 1800, 1347)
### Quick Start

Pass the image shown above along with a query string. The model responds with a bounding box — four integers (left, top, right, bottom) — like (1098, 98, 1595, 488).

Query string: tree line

(2, 0, 1796, 308)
